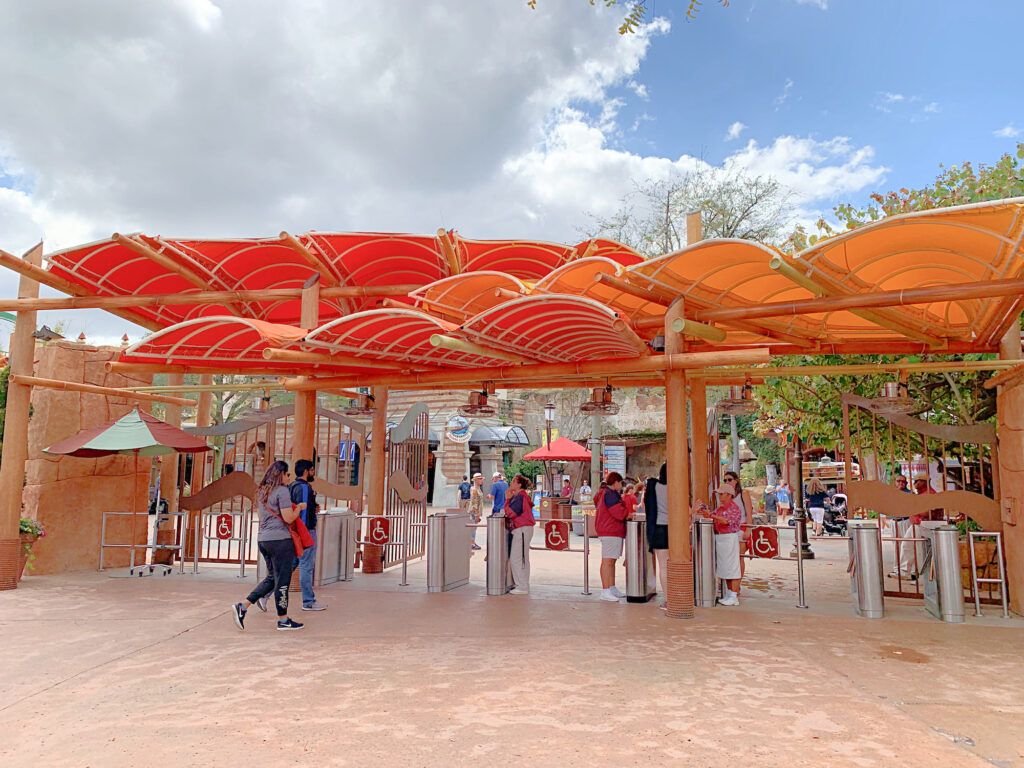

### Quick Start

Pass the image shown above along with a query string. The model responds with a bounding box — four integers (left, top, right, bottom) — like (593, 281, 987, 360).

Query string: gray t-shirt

(257, 486, 294, 542)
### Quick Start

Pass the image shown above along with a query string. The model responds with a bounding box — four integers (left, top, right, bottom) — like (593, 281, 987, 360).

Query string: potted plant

(18, 517, 45, 580)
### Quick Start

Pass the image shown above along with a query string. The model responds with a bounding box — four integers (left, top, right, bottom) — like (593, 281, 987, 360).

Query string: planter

(17, 533, 38, 581)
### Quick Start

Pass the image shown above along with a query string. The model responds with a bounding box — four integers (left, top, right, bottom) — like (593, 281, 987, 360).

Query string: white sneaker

(600, 588, 620, 602)
(609, 585, 625, 598)
(719, 593, 740, 606)
(510, 588, 529, 595)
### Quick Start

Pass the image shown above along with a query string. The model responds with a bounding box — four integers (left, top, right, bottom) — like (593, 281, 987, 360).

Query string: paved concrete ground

(2, 526, 1022, 768)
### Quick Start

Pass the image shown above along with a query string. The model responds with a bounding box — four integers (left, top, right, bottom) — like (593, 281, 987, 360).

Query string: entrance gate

(381, 403, 430, 569)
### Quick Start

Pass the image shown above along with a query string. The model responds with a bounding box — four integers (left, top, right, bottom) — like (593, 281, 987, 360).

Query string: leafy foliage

(526, 0, 729, 34)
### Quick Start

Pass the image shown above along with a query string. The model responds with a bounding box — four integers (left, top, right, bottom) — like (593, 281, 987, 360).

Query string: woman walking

(231, 461, 306, 631)
(806, 477, 828, 536)
(596, 471, 630, 602)
(645, 463, 669, 607)
(504, 474, 535, 594)
(469, 472, 484, 551)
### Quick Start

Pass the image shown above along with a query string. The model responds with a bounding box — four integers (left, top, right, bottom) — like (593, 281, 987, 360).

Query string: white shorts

(809, 507, 825, 524)
(600, 536, 623, 559)
(714, 532, 741, 579)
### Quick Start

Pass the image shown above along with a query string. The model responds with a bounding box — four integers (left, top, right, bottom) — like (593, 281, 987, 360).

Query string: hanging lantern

(579, 386, 620, 415)
(717, 381, 757, 415)
(458, 390, 496, 417)
(868, 379, 916, 414)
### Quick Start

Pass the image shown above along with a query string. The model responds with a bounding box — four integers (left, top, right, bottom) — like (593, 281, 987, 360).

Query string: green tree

(527, 1, 729, 34)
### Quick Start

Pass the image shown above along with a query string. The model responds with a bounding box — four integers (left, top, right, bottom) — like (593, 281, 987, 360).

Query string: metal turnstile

(693, 518, 716, 608)
(624, 519, 656, 603)
(427, 511, 471, 593)
(920, 522, 965, 623)
(317, 509, 356, 585)
(848, 521, 884, 619)
(486, 513, 510, 596)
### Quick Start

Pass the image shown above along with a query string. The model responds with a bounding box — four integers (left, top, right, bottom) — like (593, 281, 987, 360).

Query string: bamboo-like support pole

(107, 361, 314, 377)
(611, 319, 652, 356)
(696, 277, 1024, 323)
(685, 360, 1019, 378)
(669, 316, 727, 343)
(279, 232, 339, 286)
(436, 228, 462, 276)
(996, 323, 1024, 613)
(154, 373, 184, 565)
(594, 272, 675, 305)
(493, 287, 524, 300)
(428, 334, 534, 363)
(281, 348, 771, 391)
(0, 245, 42, 587)
(768, 256, 942, 347)
(9, 375, 196, 407)
(984, 363, 1024, 390)
(0, 247, 160, 332)
(261, 347, 411, 371)
(664, 300, 693, 619)
(690, 378, 710, 504)
(113, 233, 213, 292)
(300, 274, 320, 331)
(363, 385, 389, 573)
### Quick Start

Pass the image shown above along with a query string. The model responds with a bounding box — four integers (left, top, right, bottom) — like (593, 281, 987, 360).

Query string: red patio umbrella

(523, 436, 591, 462)
(45, 407, 211, 575)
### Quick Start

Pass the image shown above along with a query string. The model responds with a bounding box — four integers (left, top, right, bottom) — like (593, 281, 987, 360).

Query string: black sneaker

(276, 618, 304, 631)
(231, 603, 246, 630)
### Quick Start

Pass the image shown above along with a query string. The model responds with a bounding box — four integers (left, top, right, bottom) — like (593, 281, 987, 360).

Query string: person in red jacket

(596, 471, 630, 602)
(503, 474, 536, 595)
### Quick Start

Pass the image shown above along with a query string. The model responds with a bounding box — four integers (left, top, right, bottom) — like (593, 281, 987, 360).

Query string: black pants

(247, 538, 295, 617)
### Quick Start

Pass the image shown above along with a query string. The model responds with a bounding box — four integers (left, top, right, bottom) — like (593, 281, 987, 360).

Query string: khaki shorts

(600, 536, 623, 559)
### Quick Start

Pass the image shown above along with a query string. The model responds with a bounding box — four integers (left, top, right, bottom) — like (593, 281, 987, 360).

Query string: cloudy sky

(0, 0, 1021, 342)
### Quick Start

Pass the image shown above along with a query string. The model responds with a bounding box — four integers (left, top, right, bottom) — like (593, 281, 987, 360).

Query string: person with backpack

(457, 475, 472, 514)
(231, 461, 306, 631)
(290, 458, 326, 612)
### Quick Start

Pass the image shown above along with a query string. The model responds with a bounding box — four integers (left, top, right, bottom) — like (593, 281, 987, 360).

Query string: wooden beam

(594, 272, 675, 306)
(695, 277, 1024, 323)
(429, 334, 534, 363)
(686, 211, 703, 245)
(106, 361, 319, 377)
(261, 348, 410, 371)
(0, 247, 160, 332)
(669, 316, 727, 343)
(769, 255, 942, 347)
(0, 244, 42, 551)
(282, 348, 771, 391)
(9, 374, 196, 407)
(113, 233, 212, 291)
(436, 228, 462, 276)
(984, 363, 1024, 390)
(363, 385, 389, 573)
(664, 297, 694, 619)
(279, 232, 340, 286)
(690, 360, 1020, 379)
(300, 273, 320, 330)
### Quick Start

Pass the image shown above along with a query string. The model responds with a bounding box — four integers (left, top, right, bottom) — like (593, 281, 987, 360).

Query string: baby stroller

(822, 493, 848, 536)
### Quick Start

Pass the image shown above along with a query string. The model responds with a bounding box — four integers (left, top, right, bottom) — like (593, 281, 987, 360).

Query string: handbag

(274, 507, 315, 557)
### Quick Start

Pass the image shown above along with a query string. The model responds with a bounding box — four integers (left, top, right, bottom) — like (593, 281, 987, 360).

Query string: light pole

(544, 401, 555, 498)
(790, 434, 815, 559)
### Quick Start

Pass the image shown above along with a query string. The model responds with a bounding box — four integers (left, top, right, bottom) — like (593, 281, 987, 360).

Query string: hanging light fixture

(338, 393, 376, 416)
(579, 386, 620, 415)
(868, 368, 916, 414)
(458, 390, 496, 417)
(717, 380, 757, 415)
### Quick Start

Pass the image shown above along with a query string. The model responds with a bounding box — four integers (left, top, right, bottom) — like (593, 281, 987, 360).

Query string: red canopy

(524, 437, 591, 462)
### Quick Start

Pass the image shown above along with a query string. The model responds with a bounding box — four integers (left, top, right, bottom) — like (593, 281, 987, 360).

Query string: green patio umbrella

(45, 408, 211, 574)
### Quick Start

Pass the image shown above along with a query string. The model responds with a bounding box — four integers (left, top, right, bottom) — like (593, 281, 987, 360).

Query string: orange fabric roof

(27, 198, 1024, 378)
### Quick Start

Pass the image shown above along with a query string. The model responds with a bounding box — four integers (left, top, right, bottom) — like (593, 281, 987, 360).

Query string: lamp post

(544, 401, 555, 498)
(790, 434, 815, 559)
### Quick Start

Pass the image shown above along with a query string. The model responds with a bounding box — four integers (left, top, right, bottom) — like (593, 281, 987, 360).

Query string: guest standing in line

(504, 474, 536, 594)
(596, 471, 630, 603)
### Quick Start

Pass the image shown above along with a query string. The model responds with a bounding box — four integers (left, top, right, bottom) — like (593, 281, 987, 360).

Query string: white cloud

(0, 3, 885, 341)
(774, 78, 794, 109)
(794, 0, 828, 8)
(725, 121, 747, 141)
(994, 123, 1021, 138)
(882, 92, 905, 103)
(923, 102, 940, 113)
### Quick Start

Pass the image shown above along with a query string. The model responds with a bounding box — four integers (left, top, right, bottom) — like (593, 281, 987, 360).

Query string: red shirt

(622, 493, 638, 515)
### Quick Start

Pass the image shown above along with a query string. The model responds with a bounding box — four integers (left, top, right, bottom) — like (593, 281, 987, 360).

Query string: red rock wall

(22, 342, 153, 574)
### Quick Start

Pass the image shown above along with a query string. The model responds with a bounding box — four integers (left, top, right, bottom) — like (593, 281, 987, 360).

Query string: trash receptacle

(848, 521, 884, 619)
(316, 508, 356, 585)
(692, 518, 716, 608)
(427, 511, 471, 593)
(486, 513, 510, 596)
(625, 519, 656, 603)
(920, 522, 965, 623)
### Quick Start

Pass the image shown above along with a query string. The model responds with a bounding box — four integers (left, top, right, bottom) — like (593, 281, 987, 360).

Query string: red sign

(215, 513, 233, 540)
(544, 520, 570, 551)
(750, 525, 779, 558)
(368, 517, 391, 545)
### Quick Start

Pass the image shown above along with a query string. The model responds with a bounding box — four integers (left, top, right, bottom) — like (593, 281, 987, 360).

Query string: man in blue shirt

(457, 475, 472, 514)
(289, 459, 326, 612)
(487, 472, 509, 515)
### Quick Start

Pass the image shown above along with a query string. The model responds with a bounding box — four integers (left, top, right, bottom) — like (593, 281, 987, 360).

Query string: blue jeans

(296, 529, 317, 606)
